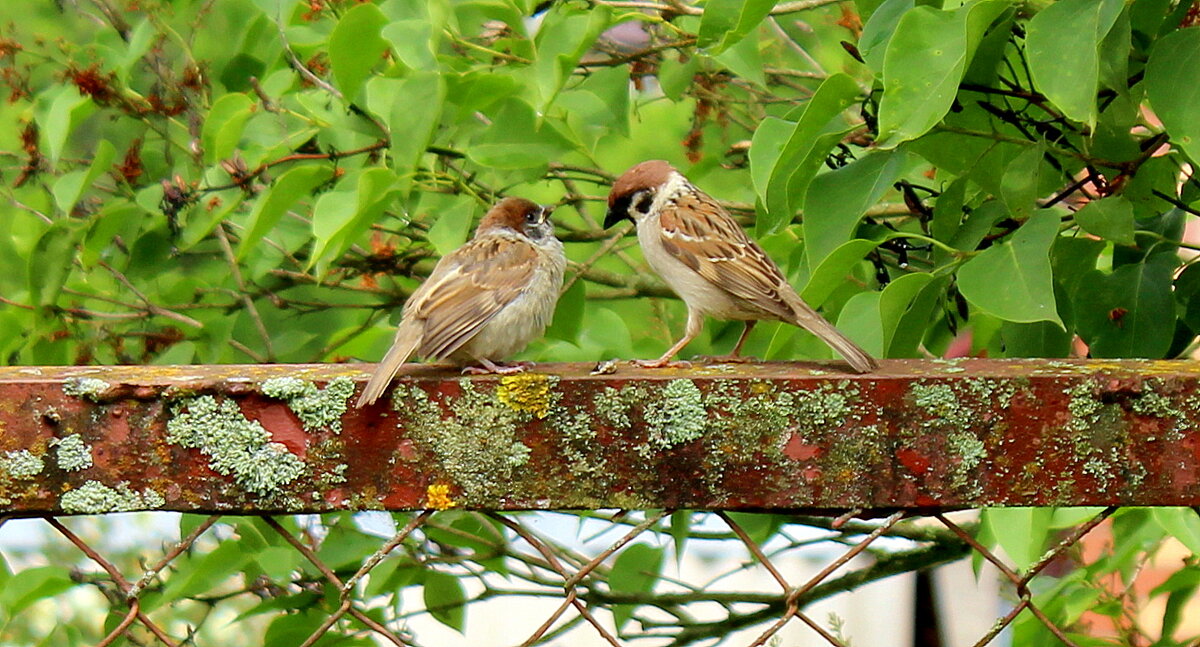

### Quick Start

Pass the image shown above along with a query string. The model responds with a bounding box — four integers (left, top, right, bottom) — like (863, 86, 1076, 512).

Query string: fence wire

(0, 506, 1128, 647)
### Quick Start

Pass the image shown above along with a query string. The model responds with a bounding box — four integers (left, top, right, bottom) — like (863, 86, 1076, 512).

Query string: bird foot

(631, 358, 692, 369)
(461, 361, 532, 375)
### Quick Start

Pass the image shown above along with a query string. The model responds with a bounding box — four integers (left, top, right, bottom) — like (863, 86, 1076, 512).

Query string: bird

(355, 197, 566, 407)
(603, 160, 878, 372)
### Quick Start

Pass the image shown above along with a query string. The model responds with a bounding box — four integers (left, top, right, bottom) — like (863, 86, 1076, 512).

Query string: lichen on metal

(60, 480, 165, 514)
(496, 373, 557, 419)
(52, 434, 93, 471)
(260, 375, 355, 432)
(62, 377, 110, 401)
(167, 395, 305, 495)
(390, 380, 534, 505)
(643, 379, 707, 451)
(3, 360, 1200, 514)
(0, 450, 43, 479)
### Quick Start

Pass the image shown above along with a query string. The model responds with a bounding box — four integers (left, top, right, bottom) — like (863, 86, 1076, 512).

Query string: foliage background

(3, 0, 1200, 645)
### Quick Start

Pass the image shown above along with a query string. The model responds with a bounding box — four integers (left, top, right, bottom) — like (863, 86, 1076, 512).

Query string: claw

(631, 359, 692, 369)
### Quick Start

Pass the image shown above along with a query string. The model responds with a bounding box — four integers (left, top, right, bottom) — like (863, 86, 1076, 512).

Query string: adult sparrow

(604, 160, 878, 372)
(355, 197, 566, 407)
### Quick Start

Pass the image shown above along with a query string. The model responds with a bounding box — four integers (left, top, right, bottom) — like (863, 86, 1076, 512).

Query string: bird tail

(787, 298, 879, 373)
(355, 320, 422, 407)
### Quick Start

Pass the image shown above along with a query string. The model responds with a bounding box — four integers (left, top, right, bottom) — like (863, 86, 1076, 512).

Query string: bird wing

(657, 191, 797, 320)
(405, 235, 539, 360)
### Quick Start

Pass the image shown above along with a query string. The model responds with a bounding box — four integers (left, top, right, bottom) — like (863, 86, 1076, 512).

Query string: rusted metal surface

(1, 359, 1199, 515)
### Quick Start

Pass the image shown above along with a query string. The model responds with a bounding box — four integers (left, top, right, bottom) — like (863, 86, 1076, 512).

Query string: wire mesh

(0, 506, 1124, 646)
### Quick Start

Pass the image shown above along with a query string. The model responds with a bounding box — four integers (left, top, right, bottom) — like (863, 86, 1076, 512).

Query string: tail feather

(356, 320, 423, 407)
(788, 299, 879, 373)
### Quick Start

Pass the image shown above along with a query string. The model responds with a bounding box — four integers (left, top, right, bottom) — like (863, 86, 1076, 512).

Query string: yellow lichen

(496, 373, 554, 419)
(425, 483, 458, 510)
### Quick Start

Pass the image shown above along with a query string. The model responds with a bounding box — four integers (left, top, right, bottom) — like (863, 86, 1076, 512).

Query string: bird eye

(525, 210, 539, 223)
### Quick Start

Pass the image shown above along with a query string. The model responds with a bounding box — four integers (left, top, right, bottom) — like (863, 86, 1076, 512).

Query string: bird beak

(603, 205, 624, 229)
(539, 205, 554, 224)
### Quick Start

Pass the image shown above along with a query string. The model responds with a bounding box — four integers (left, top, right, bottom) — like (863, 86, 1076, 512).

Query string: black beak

(603, 195, 631, 229)
(540, 204, 554, 224)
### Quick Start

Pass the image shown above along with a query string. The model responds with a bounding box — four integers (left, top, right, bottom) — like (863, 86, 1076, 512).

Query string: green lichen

(1066, 382, 1104, 431)
(60, 480, 164, 514)
(391, 381, 534, 503)
(167, 395, 305, 495)
(496, 374, 558, 419)
(62, 377, 110, 401)
(947, 431, 986, 489)
(261, 376, 356, 433)
(0, 450, 43, 479)
(52, 434, 92, 471)
(593, 385, 644, 429)
(643, 379, 707, 451)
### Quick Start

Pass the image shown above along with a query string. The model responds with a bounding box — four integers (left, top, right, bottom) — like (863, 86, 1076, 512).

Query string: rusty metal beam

(1, 360, 1198, 516)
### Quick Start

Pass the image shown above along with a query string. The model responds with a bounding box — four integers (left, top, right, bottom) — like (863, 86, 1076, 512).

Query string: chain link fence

(0, 506, 1124, 646)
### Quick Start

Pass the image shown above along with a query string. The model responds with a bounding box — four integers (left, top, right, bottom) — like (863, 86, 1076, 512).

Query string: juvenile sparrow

(604, 160, 878, 372)
(355, 197, 566, 407)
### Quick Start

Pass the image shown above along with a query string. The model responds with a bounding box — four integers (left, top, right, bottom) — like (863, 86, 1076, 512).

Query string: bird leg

(633, 309, 703, 369)
(462, 357, 531, 375)
(696, 321, 758, 364)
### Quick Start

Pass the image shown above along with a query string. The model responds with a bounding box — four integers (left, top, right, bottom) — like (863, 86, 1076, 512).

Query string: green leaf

(711, 27, 766, 87)
(238, 165, 334, 260)
(309, 168, 397, 274)
(52, 140, 115, 214)
(859, 0, 914, 74)
(802, 148, 907, 267)
(29, 220, 85, 311)
(469, 98, 574, 170)
(1145, 27, 1200, 164)
(670, 511, 691, 565)
(201, 93, 255, 164)
(610, 543, 664, 629)
(957, 209, 1062, 326)
(1075, 252, 1178, 358)
(264, 611, 323, 647)
(877, 0, 1008, 145)
(1000, 320, 1072, 357)
(800, 239, 881, 308)
(533, 7, 610, 109)
(370, 71, 446, 191)
(41, 87, 94, 164)
(697, 0, 773, 54)
(159, 540, 252, 603)
(423, 570, 467, 632)
(889, 274, 949, 357)
(1026, 0, 1123, 128)
(756, 73, 861, 235)
(547, 278, 585, 342)
(381, 4, 441, 71)
(0, 566, 74, 614)
(880, 271, 934, 356)
(998, 143, 1044, 221)
(329, 2, 389, 103)
(426, 197, 478, 256)
(1073, 196, 1135, 246)
(835, 290, 884, 356)
(1151, 508, 1200, 555)
(254, 546, 301, 581)
(981, 507, 1054, 571)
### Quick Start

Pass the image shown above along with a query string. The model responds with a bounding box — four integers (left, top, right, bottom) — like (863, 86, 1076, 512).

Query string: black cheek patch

(604, 194, 634, 228)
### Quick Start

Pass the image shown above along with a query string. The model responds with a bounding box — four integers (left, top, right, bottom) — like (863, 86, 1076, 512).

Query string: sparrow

(355, 197, 566, 407)
(604, 160, 878, 372)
